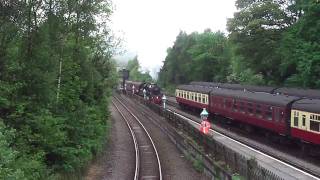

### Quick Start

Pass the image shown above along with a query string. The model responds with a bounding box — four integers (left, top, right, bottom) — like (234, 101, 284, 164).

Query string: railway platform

(170, 108, 320, 180)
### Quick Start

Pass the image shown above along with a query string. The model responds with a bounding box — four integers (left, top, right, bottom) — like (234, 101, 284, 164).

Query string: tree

(158, 30, 230, 89)
(280, 0, 320, 88)
(227, 0, 293, 85)
(126, 56, 153, 82)
(0, 0, 117, 178)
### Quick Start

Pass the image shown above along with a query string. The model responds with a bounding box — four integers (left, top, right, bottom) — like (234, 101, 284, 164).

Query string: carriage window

(187, 92, 189, 99)
(302, 115, 306, 126)
(294, 117, 298, 126)
(294, 111, 299, 127)
(310, 121, 320, 132)
(202, 95, 205, 103)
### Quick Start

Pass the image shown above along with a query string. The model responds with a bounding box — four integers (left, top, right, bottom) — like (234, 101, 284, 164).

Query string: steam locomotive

(125, 81, 162, 104)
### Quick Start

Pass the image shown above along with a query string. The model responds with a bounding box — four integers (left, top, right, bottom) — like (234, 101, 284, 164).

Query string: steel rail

(114, 96, 163, 180)
(112, 100, 140, 180)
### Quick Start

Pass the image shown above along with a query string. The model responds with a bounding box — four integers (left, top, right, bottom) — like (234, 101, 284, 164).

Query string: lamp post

(143, 89, 147, 100)
(132, 85, 135, 95)
(200, 108, 209, 121)
(162, 95, 167, 109)
(200, 108, 210, 134)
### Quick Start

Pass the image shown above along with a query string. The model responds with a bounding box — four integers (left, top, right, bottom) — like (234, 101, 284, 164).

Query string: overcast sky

(110, 0, 237, 77)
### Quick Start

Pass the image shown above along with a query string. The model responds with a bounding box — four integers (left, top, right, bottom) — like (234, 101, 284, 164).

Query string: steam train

(176, 82, 320, 151)
(125, 81, 162, 104)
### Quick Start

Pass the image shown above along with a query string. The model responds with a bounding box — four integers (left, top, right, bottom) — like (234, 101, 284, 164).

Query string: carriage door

(274, 108, 280, 124)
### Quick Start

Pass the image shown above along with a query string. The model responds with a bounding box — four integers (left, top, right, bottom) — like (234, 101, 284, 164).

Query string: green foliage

(227, 0, 320, 87)
(192, 158, 204, 172)
(227, 46, 265, 85)
(0, 122, 25, 180)
(159, 0, 320, 89)
(0, 0, 117, 179)
(280, 1, 320, 88)
(126, 56, 153, 82)
(158, 30, 230, 88)
(227, 0, 291, 85)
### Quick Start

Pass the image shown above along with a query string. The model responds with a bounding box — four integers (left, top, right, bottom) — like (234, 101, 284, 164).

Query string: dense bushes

(0, 0, 117, 179)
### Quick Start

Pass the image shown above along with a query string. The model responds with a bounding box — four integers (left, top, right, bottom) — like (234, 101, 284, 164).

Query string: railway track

(164, 104, 320, 179)
(112, 96, 162, 180)
(164, 94, 178, 107)
(120, 92, 320, 179)
(126, 93, 320, 179)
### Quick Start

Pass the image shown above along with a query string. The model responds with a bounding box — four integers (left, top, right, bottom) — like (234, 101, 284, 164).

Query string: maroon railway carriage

(190, 81, 220, 87)
(219, 83, 276, 93)
(176, 85, 212, 111)
(274, 87, 320, 99)
(191, 81, 320, 99)
(209, 88, 300, 135)
(125, 81, 142, 94)
(190, 81, 276, 93)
